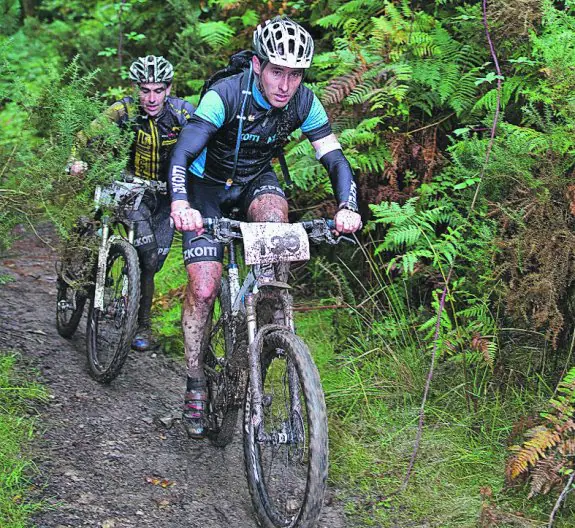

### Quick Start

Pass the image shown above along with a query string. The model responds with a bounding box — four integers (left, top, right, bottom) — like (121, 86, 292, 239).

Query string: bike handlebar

(201, 217, 353, 246)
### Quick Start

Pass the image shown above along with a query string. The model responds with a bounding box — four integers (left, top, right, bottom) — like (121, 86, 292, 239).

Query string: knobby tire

(244, 329, 328, 528)
(86, 238, 140, 383)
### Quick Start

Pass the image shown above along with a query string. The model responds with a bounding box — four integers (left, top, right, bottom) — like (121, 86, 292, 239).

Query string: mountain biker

(68, 55, 195, 352)
(167, 16, 362, 439)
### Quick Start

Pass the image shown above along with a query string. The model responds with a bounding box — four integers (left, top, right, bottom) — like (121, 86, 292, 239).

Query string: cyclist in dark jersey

(167, 17, 362, 438)
(69, 56, 195, 352)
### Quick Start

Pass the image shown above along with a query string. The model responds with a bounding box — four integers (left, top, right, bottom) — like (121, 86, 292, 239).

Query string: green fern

(197, 21, 234, 50)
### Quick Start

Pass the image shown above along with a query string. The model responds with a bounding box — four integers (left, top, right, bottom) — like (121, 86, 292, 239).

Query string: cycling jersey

(102, 95, 195, 181)
(168, 70, 357, 209)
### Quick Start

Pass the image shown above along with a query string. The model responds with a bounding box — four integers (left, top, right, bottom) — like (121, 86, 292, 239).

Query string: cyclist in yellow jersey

(70, 56, 195, 351)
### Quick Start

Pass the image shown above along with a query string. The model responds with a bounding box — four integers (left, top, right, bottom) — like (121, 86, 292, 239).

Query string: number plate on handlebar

(240, 222, 310, 265)
(94, 181, 145, 211)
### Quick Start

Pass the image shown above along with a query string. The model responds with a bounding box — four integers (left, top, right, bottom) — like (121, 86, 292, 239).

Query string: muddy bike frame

(92, 177, 166, 310)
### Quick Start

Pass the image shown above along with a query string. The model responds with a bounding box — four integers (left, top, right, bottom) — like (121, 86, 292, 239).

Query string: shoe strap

(184, 390, 207, 402)
(183, 391, 207, 422)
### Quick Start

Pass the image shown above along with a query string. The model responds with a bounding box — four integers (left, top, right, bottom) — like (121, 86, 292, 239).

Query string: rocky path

(0, 225, 348, 528)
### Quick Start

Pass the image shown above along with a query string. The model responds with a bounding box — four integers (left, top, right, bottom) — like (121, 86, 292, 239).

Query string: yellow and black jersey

(105, 96, 195, 181)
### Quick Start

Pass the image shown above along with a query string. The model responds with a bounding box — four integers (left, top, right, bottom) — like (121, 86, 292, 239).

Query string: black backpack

(200, 50, 255, 99)
(200, 50, 293, 187)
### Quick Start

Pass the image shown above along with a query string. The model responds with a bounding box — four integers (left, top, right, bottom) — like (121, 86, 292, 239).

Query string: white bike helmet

(253, 16, 314, 69)
(129, 55, 174, 84)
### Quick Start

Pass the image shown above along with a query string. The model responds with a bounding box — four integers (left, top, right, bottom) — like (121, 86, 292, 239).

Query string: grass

(0, 352, 47, 527)
(151, 233, 187, 354)
(294, 308, 575, 527)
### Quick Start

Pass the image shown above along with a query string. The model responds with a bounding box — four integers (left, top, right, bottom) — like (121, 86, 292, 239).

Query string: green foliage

(4, 0, 575, 525)
(1, 57, 131, 245)
(197, 21, 235, 50)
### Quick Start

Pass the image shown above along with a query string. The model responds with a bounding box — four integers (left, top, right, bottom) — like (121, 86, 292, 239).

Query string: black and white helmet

(253, 16, 314, 69)
(129, 55, 174, 84)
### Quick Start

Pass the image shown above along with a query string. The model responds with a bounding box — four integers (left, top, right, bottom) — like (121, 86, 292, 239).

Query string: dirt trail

(0, 225, 348, 528)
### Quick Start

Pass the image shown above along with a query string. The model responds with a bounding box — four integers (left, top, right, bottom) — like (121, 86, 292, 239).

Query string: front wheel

(86, 238, 140, 383)
(244, 329, 328, 528)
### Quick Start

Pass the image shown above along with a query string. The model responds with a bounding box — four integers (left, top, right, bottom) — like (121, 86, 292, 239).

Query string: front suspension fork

(93, 218, 135, 310)
(246, 290, 302, 444)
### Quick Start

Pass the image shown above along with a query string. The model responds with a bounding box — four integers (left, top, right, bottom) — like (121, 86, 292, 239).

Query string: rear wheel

(56, 279, 87, 338)
(55, 220, 97, 338)
(244, 329, 328, 528)
(86, 238, 140, 383)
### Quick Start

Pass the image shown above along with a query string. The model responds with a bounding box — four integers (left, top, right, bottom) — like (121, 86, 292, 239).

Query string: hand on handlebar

(333, 209, 362, 235)
(170, 200, 204, 234)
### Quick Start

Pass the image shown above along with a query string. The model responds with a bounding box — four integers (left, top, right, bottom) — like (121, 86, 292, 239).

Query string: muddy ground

(0, 224, 349, 528)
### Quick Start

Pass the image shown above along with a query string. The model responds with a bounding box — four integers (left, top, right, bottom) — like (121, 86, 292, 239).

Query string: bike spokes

(244, 330, 328, 528)
(256, 352, 309, 522)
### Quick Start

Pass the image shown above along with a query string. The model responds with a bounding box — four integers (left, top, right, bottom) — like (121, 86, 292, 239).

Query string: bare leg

(182, 261, 223, 380)
(247, 194, 288, 223)
(248, 194, 290, 280)
(248, 194, 290, 325)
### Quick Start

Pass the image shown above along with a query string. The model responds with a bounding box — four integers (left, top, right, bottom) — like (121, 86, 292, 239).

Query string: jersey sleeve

(193, 90, 227, 129)
(168, 117, 220, 202)
(301, 94, 332, 141)
(182, 100, 196, 122)
(73, 101, 124, 151)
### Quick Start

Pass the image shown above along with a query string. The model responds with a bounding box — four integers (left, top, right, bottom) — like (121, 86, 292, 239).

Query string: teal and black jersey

(168, 69, 357, 210)
(190, 70, 330, 182)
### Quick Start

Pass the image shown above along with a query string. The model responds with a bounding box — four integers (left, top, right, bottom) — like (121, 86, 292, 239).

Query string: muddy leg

(248, 194, 290, 281)
(247, 194, 288, 223)
(182, 261, 223, 382)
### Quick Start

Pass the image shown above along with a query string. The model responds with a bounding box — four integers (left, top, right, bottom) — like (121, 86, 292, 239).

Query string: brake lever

(336, 234, 356, 245)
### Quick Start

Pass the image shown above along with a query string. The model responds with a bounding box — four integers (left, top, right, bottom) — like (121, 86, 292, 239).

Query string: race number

(240, 222, 310, 265)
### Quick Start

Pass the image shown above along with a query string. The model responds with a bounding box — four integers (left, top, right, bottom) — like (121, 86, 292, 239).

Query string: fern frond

(507, 426, 561, 480)
(197, 21, 234, 50)
(322, 64, 369, 106)
(528, 456, 564, 498)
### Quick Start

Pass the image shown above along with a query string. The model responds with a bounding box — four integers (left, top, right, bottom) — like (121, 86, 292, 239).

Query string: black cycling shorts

(125, 191, 174, 272)
(182, 171, 286, 265)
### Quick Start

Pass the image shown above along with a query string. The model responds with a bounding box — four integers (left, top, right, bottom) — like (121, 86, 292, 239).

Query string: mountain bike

(199, 216, 352, 528)
(56, 176, 165, 383)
